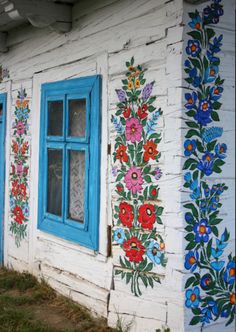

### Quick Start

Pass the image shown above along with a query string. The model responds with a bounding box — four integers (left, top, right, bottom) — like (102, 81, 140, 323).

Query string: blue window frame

(0, 93, 7, 265)
(38, 76, 101, 250)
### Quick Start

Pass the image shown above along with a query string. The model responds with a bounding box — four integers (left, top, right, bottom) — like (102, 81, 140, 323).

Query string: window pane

(48, 101, 63, 136)
(47, 149, 62, 216)
(0, 103, 3, 117)
(68, 150, 85, 223)
(69, 99, 86, 137)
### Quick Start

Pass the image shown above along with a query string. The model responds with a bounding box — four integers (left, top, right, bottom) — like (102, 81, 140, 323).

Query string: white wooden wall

(0, 0, 234, 331)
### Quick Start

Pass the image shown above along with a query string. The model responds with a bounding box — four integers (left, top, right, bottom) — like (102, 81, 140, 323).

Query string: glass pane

(68, 150, 85, 223)
(69, 99, 86, 137)
(0, 103, 3, 117)
(47, 149, 63, 216)
(48, 101, 63, 136)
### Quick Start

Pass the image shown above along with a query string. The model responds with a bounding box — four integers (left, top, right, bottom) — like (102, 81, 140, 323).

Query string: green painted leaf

(189, 316, 201, 326)
(211, 111, 220, 121)
(185, 129, 200, 138)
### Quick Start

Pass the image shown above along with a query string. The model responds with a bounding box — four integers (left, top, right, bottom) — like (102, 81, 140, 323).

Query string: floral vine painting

(112, 57, 167, 297)
(183, 0, 235, 327)
(9, 88, 30, 247)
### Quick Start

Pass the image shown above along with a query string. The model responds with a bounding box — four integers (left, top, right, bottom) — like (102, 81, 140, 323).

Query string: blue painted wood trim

(38, 75, 101, 251)
(0, 93, 7, 265)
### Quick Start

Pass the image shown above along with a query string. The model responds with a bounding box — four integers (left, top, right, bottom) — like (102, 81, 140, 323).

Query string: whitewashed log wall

(0, 0, 234, 331)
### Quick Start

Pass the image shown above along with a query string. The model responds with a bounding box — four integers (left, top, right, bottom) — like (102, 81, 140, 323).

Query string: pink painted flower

(124, 166, 143, 194)
(16, 162, 23, 175)
(125, 118, 142, 143)
(16, 121, 25, 135)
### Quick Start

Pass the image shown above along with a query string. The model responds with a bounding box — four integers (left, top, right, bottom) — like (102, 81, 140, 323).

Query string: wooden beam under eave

(184, 0, 209, 4)
(0, 32, 8, 53)
(12, 0, 72, 33)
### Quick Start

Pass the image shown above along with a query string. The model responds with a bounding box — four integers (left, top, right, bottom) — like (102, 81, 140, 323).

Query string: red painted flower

(151, 188, 157, 197)
(11, 180, 19, 197)
(116, 144, 129, 163)
(137, 104, 148, 119)
(123, 106, 131, 118)
(19, 183, 27, 198)
(116, 185, 123, 193)
(138, 204, 156, 230)
(143, 140, 158, 162)
(118, 202, 134, 228)
(23, 167, 29, 175)
(12, 140, 18, 154)
(13, 206, 24, 224)
(21, 142, 29, 155)
(123, 237, 145, 263)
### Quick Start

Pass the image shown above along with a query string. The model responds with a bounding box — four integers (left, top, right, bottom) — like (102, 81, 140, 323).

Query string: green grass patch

(0, 268, 117, 332)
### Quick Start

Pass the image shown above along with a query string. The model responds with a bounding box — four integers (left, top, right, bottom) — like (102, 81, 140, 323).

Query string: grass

(0, 268, 118, 332)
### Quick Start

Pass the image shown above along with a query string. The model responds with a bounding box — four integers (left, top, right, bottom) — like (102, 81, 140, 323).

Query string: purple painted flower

(142, 83, 154, 100)
(125, 118, 142, 143)
(16, 121, 25, 135)
(154, 167, 162, 180)
(115, 89, 126, 102)
(124, 166, 143, 195)
(111, 166, 118, 177)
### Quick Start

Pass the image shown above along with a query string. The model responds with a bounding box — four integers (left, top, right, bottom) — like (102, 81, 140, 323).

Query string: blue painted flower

(194, 219, 212, 243)
(189, 68, 201, 88)
(209, 35, 223, 54)
(184, 139, 197, 156)
(190, 179, 201, 200)
(190, 187, 201, 200)
(113, 228, 125, 245)
(194, 100, 212, 126)
(189, 15, 202, 30)
(184, 251, 199, 272)
(221, 309, 230, 318)
(211, 247, 223, 259)
(10, 195, 15, 209)
(203, 2, 224, 25)
(184, 172, 192, 183)
(208, 300, 219, 316)
(207, 51, 220, 63)
(185, 212, 194, 223)
(185, 287, 200, 308)
(185, 59, 191, 68)
(209, 196, 220, 211)
(216, 238, 227, 250)
(201, 307, 213, 324)
(200, 200, 207, 212)
(204, 186, 210, 197)
(197, 152, 214, 176)
(147, 241, 162, 265)
(210, 261, 225, 271)
(186, 40, 201, 57)
(200, 273, 214, 290)
(185, 92, 197, 109)
(22, 204, 29, 218)
(204, 65, 219, 83)
(217, 185, 225, 195)
(210, 86, 223, 101)
(224, 261, 236, 285)
(215, 143, 227, 159)
(202, 127, 223, 143)
(211, 184, 218, 194)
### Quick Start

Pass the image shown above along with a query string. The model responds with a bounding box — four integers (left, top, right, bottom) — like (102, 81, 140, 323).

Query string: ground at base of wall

(0, 268, 116, 332)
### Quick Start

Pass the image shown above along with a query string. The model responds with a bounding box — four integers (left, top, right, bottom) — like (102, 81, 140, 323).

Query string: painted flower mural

(184, 0, 235, 327)
(112, 58, 167, 296)
(9, 88, 30, 247)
